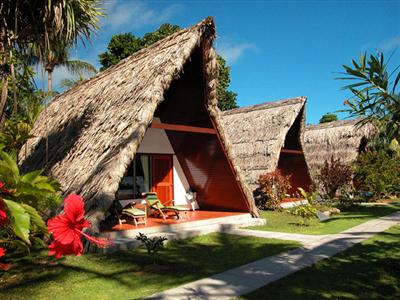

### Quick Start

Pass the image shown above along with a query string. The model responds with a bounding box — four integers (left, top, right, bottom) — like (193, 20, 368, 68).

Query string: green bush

(353, 150, 400, 199)
(290, 204, 317, 226)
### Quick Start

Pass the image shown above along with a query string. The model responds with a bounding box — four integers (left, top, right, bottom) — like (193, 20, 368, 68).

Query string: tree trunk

(10, 62, 17, 116)
(0, 71, 8, 129)
(47, 70, 53, 94)
(0, 39, 9, 129)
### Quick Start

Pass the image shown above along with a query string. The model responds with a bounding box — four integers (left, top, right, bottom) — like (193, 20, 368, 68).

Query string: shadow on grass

(0, 233, 299, 299)
(240, 227, 400, 300)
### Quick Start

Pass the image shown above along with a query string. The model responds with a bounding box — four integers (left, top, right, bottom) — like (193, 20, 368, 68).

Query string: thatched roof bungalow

(19, 17, 258, 231)
(304, 119, 374, 184)
(221, 97, 312, 195)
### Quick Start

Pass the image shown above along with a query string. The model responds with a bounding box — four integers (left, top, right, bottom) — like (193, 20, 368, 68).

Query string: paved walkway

(144, 211, 400, 300)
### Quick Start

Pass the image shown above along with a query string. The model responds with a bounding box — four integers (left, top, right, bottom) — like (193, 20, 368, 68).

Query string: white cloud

(380, 35, 400, 51)
(104, 0, 181, 31)
(216, 40, 258, 64)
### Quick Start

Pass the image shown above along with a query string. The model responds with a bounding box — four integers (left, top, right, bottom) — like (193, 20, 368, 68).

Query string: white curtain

(140, 155, 150, 192)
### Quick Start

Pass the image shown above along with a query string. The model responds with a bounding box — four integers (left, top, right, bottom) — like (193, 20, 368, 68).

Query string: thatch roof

(304, 119, 374, 183)
(19, 17, 258, 229)
(221, 97, 307, 191)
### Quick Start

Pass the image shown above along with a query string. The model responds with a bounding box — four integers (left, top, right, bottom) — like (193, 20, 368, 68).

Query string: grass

(0, 233, 300, 300)
(239, 225, 400, 300)
(249, 202, 400, 235)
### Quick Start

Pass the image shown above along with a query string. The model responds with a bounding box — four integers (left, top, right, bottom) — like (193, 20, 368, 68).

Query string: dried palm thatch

(221, 97, 307, 191)
(19, 17, 258, 230)
(304, 119, 374, 183)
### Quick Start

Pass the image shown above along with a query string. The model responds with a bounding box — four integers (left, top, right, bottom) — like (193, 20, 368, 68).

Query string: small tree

(317, 156, 352, 198)
(353, 150, 400, 199)
(136, 233, 168, 265)
(257, 170, 291, 210)
(319, 113, 338, 124)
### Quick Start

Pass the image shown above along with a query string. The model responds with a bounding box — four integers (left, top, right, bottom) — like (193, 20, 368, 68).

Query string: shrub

(337, 187, 363, 208)
(297, 187, 318, 205)
(136, 233, 168, 264)
(353, 150, 400, 199)
(257, 170, 291, 210)
(317, 156, 352, 199)
(290, 204, 317, 226)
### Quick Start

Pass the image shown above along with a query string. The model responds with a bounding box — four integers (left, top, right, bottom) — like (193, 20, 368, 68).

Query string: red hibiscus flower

(47, 194, 110, 258)
(0, 247, 5, 258)
(0, 199, 7, 227)
(0, 182, 10, 194)
(0, 247, 11, 271)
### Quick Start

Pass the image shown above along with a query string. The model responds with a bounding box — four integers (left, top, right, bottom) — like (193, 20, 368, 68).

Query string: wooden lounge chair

(111, 200, 147, 226)
(142, 192, 188, 220)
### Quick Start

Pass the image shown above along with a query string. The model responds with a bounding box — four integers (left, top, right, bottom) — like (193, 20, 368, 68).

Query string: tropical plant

(290, 204, 317, 226)
(0, 149, 60, 212)
(317, 156, 352, 199)
(0, 148, 60, 253)
(257, 170, 292, 210)
(136, 232, 168, 264)
(338, 52, 400, 144)
(99, 24, 238, 111)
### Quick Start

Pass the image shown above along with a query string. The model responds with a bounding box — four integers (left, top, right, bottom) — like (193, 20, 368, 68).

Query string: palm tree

(59, 73, 87, 90)
(59, 63, 97, 90)
(0, 0, 103, 126)
(38, 46, 97, 93)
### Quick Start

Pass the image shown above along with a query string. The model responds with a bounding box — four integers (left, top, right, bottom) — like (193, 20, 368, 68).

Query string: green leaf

(21, 203, 47, 233)
(20, 170, 43, 184)
(3, 199, 31, 244)
(0, 150, 20, 179)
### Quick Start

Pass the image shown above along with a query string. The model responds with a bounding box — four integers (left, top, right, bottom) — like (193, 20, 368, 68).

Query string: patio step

(102, 214, 266, 253)
(101, 213, 257, 239)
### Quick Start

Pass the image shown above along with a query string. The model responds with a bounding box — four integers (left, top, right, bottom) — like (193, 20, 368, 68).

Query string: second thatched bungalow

(304, 119, 374, 186)
(221, 97, 312, 197)
(19, 17, 258, 233)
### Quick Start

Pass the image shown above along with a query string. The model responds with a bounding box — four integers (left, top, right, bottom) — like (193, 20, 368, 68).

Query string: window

(117, 154, 151, 199)
(134, 155, 150, 197)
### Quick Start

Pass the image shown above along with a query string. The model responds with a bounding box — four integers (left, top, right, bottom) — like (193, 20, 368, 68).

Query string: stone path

(144, 211, 400, 300)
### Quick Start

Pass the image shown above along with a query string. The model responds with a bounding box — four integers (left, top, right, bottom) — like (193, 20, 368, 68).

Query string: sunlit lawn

(239, 225, 400, 300)
(0, 233, 300, 300)
(249, 201, 400, 235)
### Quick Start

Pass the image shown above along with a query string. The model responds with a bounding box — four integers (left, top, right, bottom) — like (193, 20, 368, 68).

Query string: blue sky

(49, 0, 400, 124)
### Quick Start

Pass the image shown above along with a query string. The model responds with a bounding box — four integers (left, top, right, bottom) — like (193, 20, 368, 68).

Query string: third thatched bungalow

(304, 119, 374, 185)
(19, 17, 258, 232)
(221, 97, 312, 196)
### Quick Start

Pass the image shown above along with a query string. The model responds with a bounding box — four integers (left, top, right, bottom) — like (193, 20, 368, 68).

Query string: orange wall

(277, 152, 312, 195)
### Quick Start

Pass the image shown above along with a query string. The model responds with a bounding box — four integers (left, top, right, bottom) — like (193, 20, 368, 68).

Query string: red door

(151, 155, 173, 205)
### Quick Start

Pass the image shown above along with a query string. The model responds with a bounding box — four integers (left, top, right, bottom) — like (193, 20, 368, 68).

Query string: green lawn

(249, 202, 400, 235)
(0, 233, 300, 300)
(239, 225, 400, 300)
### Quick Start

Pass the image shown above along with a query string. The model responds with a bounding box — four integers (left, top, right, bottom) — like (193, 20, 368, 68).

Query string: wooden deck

(104, 210, 248, 232)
